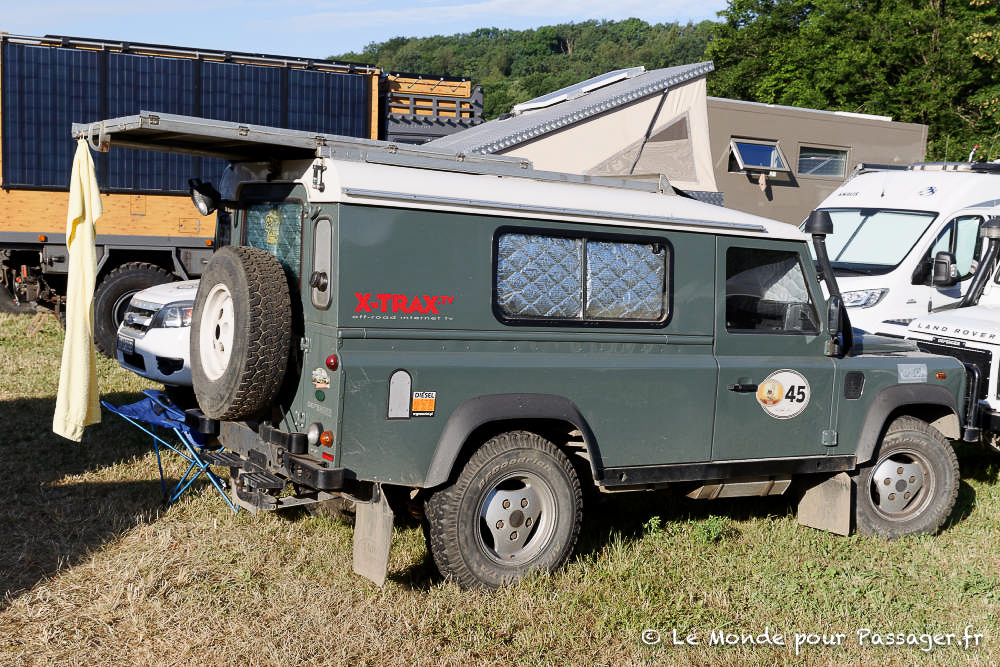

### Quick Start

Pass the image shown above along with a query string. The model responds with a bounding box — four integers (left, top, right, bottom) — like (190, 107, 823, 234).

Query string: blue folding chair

(102, 389, 238, 512)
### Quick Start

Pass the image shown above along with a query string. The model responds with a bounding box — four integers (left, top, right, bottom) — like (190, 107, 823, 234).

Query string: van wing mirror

(932, 251, 958, 287)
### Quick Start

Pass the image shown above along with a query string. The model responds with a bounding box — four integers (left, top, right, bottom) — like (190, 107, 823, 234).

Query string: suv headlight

(151, 300, 194, 328)
(841, 288, 888, 308)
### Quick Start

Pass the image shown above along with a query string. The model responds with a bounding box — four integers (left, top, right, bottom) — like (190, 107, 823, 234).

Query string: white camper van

(806, 163, 1000, 336)
(907, 219, 1000, 447)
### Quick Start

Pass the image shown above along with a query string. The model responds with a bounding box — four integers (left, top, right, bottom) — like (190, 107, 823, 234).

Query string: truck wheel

(424, 430, 583, 589)
(854, 416, 959, 538)
(94, 262, 173, 357)
(191, 246, 290, 420)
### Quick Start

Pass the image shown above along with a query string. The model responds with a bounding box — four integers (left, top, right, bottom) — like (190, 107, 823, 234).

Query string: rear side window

(726, 247, 819, 333)
(245, 201, 304, 279)
(495, 232, 669, 324)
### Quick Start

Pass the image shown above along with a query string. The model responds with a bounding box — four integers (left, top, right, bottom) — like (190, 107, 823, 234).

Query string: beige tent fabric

(501, 77, 718, 193)
(53, 138, 103, 442)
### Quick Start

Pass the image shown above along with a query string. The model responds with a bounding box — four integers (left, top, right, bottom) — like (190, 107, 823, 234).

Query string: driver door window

(929, 216, 984, 280)
(725, 248, 820, 333)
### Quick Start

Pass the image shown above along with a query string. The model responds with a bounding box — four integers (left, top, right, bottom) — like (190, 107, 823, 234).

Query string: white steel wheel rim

(199, 284, 236, 381)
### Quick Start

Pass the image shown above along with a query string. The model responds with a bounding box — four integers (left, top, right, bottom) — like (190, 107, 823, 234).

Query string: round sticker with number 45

(756, 369, 810, 419)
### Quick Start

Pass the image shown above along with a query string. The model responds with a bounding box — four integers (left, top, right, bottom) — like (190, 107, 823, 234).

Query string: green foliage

(331, 19, 715, 119)
(707, 0, 1000, 161)
(333, 4, 1000, 160)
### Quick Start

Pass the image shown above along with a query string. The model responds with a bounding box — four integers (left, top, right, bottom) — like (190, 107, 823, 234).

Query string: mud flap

(353, 484, 394, 587)
(797, 472, 852, 536)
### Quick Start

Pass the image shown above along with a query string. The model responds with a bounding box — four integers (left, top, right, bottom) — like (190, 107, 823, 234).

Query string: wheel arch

(855, 384, 961, 465)
(423, 394, 602, 489)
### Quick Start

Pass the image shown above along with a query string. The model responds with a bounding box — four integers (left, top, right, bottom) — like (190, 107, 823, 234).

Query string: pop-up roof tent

(427, 63, 721, 203)
(429, 64, 929, 224)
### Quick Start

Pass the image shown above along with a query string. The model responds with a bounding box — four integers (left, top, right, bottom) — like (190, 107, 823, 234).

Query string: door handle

(727, 383, 758, 393)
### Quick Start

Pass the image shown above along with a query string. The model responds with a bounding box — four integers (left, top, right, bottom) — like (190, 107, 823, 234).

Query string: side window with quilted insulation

(495, 231, 669, 324)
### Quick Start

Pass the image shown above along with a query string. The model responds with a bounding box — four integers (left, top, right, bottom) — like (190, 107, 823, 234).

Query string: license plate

(118, 335, 135, 355)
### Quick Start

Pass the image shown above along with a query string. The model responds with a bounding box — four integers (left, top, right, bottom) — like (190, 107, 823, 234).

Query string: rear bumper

(186, 413, 345, 490)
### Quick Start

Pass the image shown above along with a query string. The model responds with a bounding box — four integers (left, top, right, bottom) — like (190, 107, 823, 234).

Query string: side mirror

(827, 295, 843, 334)
(189, 178, 221, 216)
(932, 251, 958, 287)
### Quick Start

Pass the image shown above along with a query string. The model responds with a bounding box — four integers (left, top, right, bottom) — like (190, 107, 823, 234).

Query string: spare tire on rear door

(191, 246, 291, 420)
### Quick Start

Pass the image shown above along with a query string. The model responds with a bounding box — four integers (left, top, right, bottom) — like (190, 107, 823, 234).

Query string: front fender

(855, 384, 960, 464)
(424, 393, 601, 488)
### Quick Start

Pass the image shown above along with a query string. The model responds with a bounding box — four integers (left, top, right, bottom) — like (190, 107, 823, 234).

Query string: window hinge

(822, 430, 838, 447)
(300, 337, 310, 353)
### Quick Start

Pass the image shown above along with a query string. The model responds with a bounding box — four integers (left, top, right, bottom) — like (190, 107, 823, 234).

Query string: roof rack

(72, 111, 672, 195)
(907, 162, 1000, 174)
(851, 163, 908, 176)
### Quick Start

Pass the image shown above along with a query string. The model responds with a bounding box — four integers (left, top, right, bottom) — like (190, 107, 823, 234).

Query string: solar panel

(512, 66, 646, 114)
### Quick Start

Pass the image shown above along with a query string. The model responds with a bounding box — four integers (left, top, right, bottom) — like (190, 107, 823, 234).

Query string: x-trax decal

(354, 293, 455, 314)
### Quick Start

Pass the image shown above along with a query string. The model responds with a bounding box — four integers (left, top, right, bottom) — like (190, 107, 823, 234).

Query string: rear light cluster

(305, 354, 341, 462)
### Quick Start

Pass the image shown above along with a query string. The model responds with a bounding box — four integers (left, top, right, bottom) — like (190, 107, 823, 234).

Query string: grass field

(1, 310, 999, 665)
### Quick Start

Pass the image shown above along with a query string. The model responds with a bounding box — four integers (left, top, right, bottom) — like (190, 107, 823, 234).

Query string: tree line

(333, 3, 1000, 160)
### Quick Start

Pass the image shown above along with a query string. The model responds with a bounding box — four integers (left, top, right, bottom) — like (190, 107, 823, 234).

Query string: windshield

(805, 208, 937, 275)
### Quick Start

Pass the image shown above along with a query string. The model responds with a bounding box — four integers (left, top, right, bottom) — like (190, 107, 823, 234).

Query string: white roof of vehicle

(819, 168, 1000, 214)
(76, 111, 804, 241)
(310, 159, 805, 240)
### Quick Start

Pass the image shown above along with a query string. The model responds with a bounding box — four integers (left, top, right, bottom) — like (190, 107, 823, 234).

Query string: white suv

(116, 280, 197, 387)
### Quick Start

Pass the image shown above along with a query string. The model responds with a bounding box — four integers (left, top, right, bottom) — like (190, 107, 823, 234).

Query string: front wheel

(854, 416, 959, 538)
(425, 431, 583, 589)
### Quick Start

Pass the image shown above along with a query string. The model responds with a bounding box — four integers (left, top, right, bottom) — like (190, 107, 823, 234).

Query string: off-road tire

(854, 416, 959, 538)
(94, 262, 174, 357)
(424, 430, 583, 589)
(191, 246, 291, 420)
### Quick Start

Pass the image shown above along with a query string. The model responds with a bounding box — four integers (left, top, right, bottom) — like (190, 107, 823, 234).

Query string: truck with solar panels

(802, 162, 1000, 338)
(76, 111, 975, 589)
(0, 33, 481, 361)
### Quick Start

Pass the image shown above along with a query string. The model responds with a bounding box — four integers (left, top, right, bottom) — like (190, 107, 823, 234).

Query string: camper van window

(728, 139, 790, 173)
(797, 146, 847, 178)
(495, 232, 668, 324)
(725, 247, 820, 333)
(815, 208, 937, 275)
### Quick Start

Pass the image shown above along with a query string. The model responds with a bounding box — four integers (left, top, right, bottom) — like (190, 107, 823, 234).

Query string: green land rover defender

(78, 113, 973, 589)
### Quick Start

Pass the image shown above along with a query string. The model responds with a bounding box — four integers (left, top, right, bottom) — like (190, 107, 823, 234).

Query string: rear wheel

(93, 262, 173, 357)
(854, 416, 959, 538)
(425, 431, 583, 589)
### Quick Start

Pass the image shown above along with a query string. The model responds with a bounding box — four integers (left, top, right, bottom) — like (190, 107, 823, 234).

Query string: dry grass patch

(1, 311, 1000, 665)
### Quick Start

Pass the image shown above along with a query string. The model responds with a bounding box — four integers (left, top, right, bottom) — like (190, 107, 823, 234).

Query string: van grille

(915, 341, 991, 401)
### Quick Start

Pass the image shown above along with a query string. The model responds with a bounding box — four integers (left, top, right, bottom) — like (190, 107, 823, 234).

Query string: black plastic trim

(284, 453, 345, 489)
(425, 393, 601, 488)
(259, 423, 308, 454)
(185, 408, 220, 436)
(854, 383, 960, 464)
(599, 454, 856, 487)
